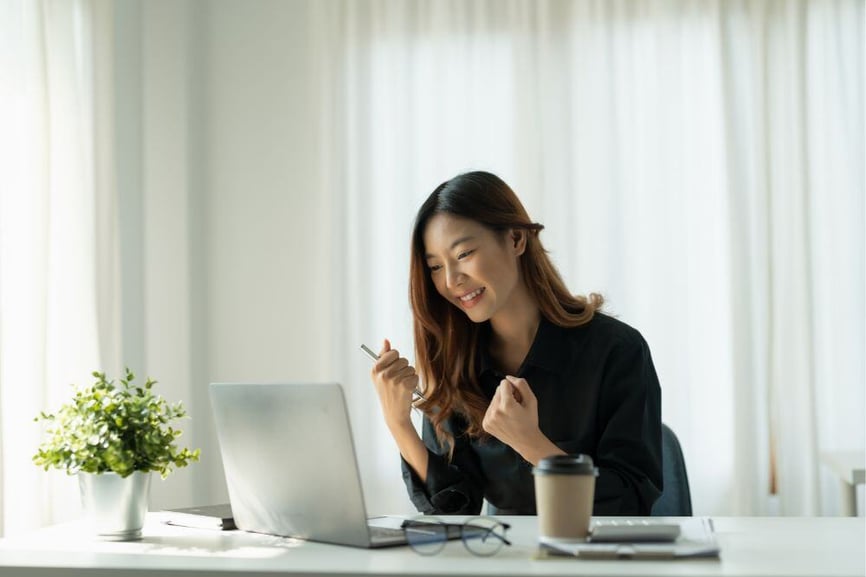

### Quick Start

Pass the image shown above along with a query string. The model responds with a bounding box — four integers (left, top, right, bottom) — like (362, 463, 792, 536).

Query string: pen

(359, 343, 380, 362)
(360, 343, 426, 402)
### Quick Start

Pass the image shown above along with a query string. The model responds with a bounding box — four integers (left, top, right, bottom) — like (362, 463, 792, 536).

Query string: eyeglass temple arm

(464, 522, 512, 546)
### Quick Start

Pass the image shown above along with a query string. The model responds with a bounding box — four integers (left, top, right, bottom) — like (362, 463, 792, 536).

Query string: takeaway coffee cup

(533, 454, 598, 541)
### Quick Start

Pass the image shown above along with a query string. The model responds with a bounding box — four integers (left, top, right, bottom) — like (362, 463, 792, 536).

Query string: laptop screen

(209, 383, 376, 547)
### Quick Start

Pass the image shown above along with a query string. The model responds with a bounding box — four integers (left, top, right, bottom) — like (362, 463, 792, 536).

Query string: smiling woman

(369, 171, 663, 516)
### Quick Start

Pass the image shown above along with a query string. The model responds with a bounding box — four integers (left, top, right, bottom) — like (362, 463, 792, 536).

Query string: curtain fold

(0, 0, 116, 536)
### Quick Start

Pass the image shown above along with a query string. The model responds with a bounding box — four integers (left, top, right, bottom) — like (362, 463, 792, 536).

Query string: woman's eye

(429, 264, 442, 273)
(457, 249, 475, 260)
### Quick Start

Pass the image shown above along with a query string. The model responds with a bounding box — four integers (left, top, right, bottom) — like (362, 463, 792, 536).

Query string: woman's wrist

(387, 419, 428, 482)
(386, 416, 417, 438)
(515, 430, 566, 466)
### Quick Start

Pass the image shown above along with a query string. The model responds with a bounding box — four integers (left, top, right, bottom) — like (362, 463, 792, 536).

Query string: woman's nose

(445, 264, 464, 289)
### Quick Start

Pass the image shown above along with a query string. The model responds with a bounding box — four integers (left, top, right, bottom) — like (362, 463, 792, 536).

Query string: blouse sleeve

(593, 331, 663, 515)
(400, 414, 486, 515)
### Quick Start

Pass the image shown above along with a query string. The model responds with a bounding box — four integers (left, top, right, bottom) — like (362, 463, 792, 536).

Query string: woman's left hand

(482, 375, 541, 449)
(482, 375, 565, 465)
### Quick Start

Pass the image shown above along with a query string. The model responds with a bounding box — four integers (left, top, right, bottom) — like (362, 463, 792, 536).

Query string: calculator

(587, 520, 681, 543)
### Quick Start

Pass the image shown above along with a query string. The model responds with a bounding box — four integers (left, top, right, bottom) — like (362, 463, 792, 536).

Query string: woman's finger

(497, 380, 516, 409)
(379, 339, 391, 356)
(504, 375, 528, 404)
(376, 349, 400, 368)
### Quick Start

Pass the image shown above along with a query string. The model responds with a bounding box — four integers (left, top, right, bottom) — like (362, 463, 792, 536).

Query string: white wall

(116, 0, 338, 510)
(201, 0, 335, 503)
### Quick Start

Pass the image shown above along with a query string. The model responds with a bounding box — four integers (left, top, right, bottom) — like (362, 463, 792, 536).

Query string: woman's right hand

(370, 339, 420, 431)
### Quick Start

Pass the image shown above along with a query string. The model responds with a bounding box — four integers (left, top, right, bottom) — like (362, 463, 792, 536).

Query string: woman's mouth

(458, 287, 485, 308)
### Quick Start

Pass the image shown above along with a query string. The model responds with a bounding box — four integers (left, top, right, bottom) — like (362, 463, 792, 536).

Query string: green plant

(33, 369, 200, 479)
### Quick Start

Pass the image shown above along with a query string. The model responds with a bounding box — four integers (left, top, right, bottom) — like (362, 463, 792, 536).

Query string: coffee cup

(533, 454, 598, 541)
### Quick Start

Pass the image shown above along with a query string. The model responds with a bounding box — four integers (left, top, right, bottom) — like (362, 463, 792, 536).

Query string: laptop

(209, 382, 412, 548)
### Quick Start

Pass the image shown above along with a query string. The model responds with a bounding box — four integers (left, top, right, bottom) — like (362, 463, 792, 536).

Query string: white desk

(820, 451, 866, 516)
(0, 515, 863, 577)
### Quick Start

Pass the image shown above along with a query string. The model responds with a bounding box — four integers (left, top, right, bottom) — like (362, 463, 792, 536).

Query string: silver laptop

(209, 382, 409, 548)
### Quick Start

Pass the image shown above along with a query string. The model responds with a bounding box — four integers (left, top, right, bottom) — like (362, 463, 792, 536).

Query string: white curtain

(313, 0, 864, 516)
(0, 0, 862, 536)
(0, 0, 116, 536)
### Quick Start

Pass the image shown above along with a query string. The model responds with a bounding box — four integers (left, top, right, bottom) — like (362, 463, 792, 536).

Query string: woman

(371, 171, 662, 515)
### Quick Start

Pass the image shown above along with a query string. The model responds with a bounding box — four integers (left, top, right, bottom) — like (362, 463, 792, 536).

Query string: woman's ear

(510, 229, 527, 256)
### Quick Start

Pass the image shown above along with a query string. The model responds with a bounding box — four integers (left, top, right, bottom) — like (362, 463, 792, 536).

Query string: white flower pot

(78, 471, 151, 540)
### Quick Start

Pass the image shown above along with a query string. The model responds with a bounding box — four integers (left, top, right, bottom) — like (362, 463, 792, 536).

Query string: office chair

(651, 423, 693, 516)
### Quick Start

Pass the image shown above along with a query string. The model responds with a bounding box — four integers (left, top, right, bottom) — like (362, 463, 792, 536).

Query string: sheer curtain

(0, 0, 116, 536)
(0, 0, 862, 535)
(313, 0, 864, 516)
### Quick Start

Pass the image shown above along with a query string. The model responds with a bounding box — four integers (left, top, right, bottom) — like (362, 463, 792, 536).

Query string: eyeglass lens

(461, 517, 507, 556)
(404, 517, 448, 555)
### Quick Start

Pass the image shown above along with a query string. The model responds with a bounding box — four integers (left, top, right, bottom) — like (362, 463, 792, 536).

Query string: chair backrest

(651, 423, 693, 516)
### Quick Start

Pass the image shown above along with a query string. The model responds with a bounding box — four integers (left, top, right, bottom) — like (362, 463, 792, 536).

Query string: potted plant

(33, 369, 200, 540)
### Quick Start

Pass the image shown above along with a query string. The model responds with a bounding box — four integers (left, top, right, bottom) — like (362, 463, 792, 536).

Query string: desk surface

(0, 515, 863, 577)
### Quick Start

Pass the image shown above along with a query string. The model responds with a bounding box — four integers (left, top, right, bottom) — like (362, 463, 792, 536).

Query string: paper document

(539, 518, 720, 560)
(161, 504, 236, 531)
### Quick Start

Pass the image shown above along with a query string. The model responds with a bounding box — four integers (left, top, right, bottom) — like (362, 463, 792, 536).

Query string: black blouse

(400, 312, 663, 516)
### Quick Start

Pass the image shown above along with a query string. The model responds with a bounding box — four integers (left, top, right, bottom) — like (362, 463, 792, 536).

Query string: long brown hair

(410, 171, 603, 454)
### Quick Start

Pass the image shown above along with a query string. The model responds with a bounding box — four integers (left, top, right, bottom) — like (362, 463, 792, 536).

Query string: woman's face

(422, 213, 525, 324)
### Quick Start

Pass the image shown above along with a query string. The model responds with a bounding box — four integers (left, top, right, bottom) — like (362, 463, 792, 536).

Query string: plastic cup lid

(533, 453, 598, 476)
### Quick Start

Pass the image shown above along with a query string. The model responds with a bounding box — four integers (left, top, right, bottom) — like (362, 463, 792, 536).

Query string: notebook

(209, 382, 411, 548)
(538, 518, 720, 560)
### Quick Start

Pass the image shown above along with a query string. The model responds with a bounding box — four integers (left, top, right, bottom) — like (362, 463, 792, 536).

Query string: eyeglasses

(400, 516, 512, 556)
